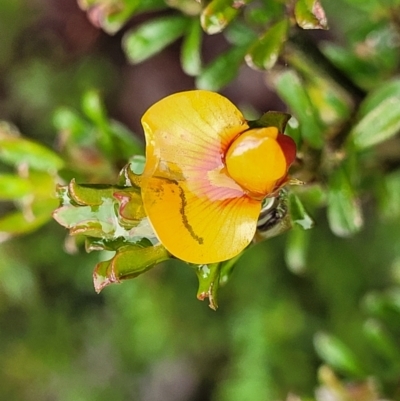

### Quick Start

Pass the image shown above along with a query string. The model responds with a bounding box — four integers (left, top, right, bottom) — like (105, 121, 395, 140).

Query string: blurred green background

(2, 0, 400, 400)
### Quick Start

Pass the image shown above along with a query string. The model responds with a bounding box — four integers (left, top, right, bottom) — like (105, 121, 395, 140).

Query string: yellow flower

(140, 90, 296, 264)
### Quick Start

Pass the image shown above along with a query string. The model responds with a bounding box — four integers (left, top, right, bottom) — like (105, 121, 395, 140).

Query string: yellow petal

(140, 90, 258, 263)
(142, 175, 261, 264)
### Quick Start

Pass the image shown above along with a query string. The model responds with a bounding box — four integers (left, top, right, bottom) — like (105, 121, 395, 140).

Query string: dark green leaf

(295, 0, 328, 30)
(224, 20, 257, 46)
(181, 19, 202, 76)
(123, 15, 189, 64)
(245, 19, 289, 70)
(196, 45, 247, 91)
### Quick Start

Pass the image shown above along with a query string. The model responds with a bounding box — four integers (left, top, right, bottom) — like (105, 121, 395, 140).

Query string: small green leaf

(53, 107, 90, 135)
(196, 45, 247, 91)
(81, 90, 114, 156)
(102, 0, 141, 34)
(0, 125, 65, 171)
(245, 19, 289, 70)
(195, 263, 222, 310)
(123, 15, 189, 64)
(294, 0, 328, 30)
(201, 0, 252, 35)
(349, 96, 400, 150)
(0, 174, 32, 200)
(275, 70, 324, 148)
(224, 20, 257, 46)
(181, 19, 202, 76)
(378, 170, 400, 219)
(93, 243, 170, 293)
(363, 319, 400, 365)
(363, 289, 400, 324)
(109, 120, 144, 158)
(327, 167, 363, 237)
(285, 226, 310, 274)
(357, 79, 400, 118)
(314, 332, 366, 378)
(288, 193, 314, 230)
(0, 210, 51, 236)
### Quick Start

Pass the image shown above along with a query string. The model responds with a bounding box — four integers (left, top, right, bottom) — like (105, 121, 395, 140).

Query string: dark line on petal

(155, 176, 204, 245)
(176, 183, 204, 245)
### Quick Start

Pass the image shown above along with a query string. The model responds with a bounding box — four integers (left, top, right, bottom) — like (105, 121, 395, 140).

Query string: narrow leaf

(0, 127, 64, 172)
(295, 0, 328, 30)
(245, 19, 289, 70)
(275, 70, 324, 148)
(123, 15, 189, 64)
(201, 0, 252, 35)
(181, 19, 202, 76)
(196, 45, 247, 91)
(349, 96, 400, 150)
(285, 226, 309, 274)
(314, 332, 366, 378)
(0, 174, 32, 200)
(327, 167, 363, 237)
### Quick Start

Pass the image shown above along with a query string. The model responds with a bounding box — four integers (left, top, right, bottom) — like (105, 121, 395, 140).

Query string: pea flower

(139, 90, 296, 264)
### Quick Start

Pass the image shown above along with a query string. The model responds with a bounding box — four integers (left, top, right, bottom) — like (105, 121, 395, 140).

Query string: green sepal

(248, 111, 291, 132)
(294, 0, 328, 30)
(53, 180, 153, 242)
(194, 262, 222, 310)
(93, 243, 170, 293)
